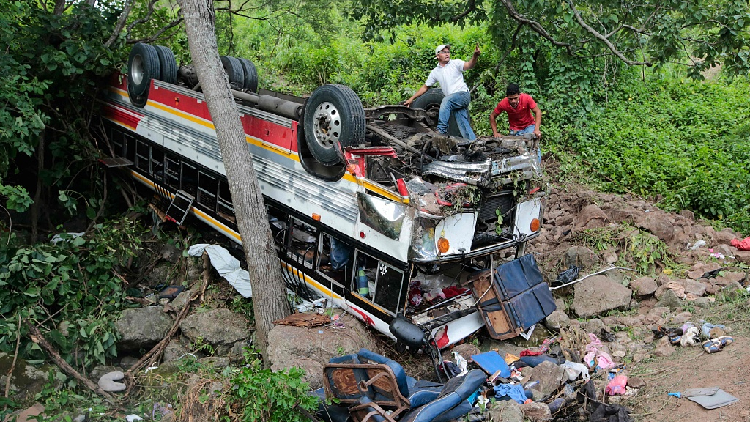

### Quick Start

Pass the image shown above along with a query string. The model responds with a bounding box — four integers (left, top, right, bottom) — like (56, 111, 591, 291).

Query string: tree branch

(499, 0, 576, 56)
(566, 0, 652, 66)
(27, 323, 115, 401)
(105, 0, 135, 48)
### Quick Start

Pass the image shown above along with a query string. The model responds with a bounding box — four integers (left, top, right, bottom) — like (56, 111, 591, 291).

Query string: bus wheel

(220, 56, 244, 90)
(127, 43, 160, 101)
(410, 88, 461, 137)
(238, 58, 258, 93)
(154, 45, 178, 84)
(303, 84, 365, 166)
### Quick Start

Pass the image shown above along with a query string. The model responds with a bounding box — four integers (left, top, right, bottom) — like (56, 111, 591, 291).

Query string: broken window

(289, 218, 317, 270)
(352, 250, 404, 315)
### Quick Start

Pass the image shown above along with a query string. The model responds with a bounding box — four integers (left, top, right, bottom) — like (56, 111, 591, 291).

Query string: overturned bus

(100, 43, 555, 352)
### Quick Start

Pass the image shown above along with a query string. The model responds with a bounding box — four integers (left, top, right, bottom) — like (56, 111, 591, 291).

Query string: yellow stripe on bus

(284, 263, 343, 301)
(114, 90, 408, 205)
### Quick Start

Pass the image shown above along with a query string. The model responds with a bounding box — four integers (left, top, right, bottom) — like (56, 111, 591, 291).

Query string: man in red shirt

(489, 84, 542, 139)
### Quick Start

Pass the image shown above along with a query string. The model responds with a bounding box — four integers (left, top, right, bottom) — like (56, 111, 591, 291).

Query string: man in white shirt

(405, 44, 480, 140)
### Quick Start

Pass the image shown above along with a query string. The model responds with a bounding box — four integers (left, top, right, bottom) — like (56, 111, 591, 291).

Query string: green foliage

(229, 349, 318, 422)
(0, 0, 126, 219)
(556, 72, 750, 233)
(0, 218, 144, 369)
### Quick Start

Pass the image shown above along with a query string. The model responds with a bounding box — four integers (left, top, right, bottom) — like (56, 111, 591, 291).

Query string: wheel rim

(311, 101, 341, 149)
(131, 54, 144, 85)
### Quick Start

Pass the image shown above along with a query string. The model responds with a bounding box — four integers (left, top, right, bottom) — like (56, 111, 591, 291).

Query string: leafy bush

(229, 349, 318, 422)
(0, 218, 144, 369)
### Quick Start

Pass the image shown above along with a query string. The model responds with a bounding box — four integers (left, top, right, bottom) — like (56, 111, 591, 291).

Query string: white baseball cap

(435, 44, 451, 55)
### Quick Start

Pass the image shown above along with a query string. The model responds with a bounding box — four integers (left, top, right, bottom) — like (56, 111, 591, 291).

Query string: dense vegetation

(0, 0, 747, 419)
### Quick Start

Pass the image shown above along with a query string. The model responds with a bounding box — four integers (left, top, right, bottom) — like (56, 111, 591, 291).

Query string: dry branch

(27, 323, 115, 401)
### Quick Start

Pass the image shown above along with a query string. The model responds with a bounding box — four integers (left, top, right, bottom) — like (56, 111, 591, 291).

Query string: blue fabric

(519, 355, 558, 367)
(470, 351, 511, 378)
(494, 383, 528, 404)
(329, 237, 351, 271)
(509, 125, 535, 136)
(494, 254, 543, 299)
(437, 91, 476, 140)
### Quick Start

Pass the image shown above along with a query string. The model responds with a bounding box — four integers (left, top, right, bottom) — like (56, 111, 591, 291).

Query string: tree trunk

(177, 0, 290, 359)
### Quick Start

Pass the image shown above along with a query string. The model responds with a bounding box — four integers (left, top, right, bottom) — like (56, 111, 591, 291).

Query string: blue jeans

(509, 125, 536, 136)
(510, 125, 541, 164)
(438, 91, 476, 141)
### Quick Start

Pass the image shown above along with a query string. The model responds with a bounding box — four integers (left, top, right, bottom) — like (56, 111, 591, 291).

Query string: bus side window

(266, 205, 288, 248)
(181, 162, 199, 198)
(353, 251, 404, 315)
(151, 146, 165, 183)
(289, 218, 317, 270)
(198, 171, 218, 213)
(217, 179, 235, 223)
(318, 234, 351, 284)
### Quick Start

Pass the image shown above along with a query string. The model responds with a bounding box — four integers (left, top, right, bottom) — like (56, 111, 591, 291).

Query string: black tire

(303, 84, 365, 166)
(220, 56, 244, 90)
(128, 43, 160, 98)
(130, 93, 148, 108)
(154, 45, 178, 84)
(410, 88, 461, 137)
(297, 113, 347, 181)
(238, 58, 258, 93)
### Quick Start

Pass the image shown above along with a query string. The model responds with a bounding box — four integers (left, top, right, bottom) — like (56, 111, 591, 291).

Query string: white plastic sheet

(188, 244, 252, 297)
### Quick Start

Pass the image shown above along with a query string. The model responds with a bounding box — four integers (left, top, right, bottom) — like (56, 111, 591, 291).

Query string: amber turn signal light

(437, 237, 450, 253)
(530, 218, 540, 232)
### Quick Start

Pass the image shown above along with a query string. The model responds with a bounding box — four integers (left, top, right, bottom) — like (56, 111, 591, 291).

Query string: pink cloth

(584, 333, 616, 370)
(605, 375, 628, 395)
(731, 237, 750, 251)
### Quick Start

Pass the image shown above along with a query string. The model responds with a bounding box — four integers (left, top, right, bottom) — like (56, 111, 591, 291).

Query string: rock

(735, 250, 750, 264)
(160, 243, 182, 263)
(452, 343, 480, 361)
(98, 371, 126, 392)
(632, 349, 651, 362)
(713, 271, 746, 286)
(656, 289, 683, 311)
(229, 340, 250, 364)
(162, 338, 191, 363)
(693, 297, 714, 307)
(572, 275, 632, 318)
(544, 310, 570, 330)
(520, 401, 552, 421)
(683, 279, 706, 297)
(180, 308, 250, 354)
(576, 204, 609, 229)
(628, 377, 646, 388)
(171, 288, 196, 312)
(715, 228, 738, 244)
(116, 306, 174, 351)
(10, 403, 45, 422)
(669, 311, 692, 325)
(266, 313, 377, 390)
(564, 246, 600, 271)
(582, 318, 606, 335)
(489, 400, 523, 422)
(631, 277, 657, 296)
(653, 337, 674, 357)
(528, 361, 565, 400)
(635, 215, 674, 243)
